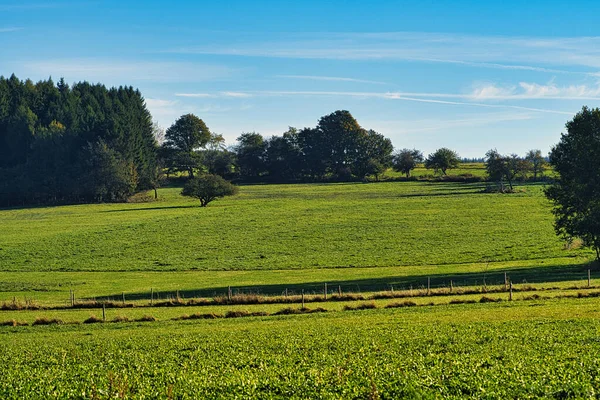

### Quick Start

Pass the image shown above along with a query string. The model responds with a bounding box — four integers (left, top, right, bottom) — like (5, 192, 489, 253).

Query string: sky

(2, 0, 600, 157)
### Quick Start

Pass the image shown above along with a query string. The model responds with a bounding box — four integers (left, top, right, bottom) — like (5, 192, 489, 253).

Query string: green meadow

(2, 174, 600, 398)
(0, 176, 593, 305)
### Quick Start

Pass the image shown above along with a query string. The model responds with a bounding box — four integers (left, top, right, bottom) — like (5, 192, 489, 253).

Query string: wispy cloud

(17, 58, 236, 84)
(175, 89, 573, 115)
(371, 112, 536, 135)
(0, 27, 23, 33)
(175, 92, 253, 98)
(165, 32, 600, 71)
(470, 82, 600, 100)
(276, 75, 387, 85)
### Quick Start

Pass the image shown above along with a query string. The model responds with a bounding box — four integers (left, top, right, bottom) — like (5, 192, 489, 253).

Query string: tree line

(0, 75, 158, 206)
(0, 74, 551, 207)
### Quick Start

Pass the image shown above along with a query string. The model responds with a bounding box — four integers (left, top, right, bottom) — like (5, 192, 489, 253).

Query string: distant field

(2, 297, 600, 398)
(0, 177, 592, 306)
(0, 181, 585, 273)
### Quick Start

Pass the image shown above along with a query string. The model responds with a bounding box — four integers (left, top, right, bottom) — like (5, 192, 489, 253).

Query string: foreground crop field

(2, 297, 600, 399)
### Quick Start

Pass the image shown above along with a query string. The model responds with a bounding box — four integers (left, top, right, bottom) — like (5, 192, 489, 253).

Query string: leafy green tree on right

(545, 107, 600, 261)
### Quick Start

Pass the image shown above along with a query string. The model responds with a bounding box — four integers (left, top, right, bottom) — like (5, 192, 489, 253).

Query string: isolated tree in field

(181, 174, 238, 207)
(525, 149, 547, 180)
(393, 148, 423, 177)
(485, 150, 528, 191)
(164, 114, 211, 178)
(546, 107, 600, 261)
(425, 148, 460, 175)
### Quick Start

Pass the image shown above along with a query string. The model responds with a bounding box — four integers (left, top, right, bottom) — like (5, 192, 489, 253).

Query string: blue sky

(2, 0, 600, 157)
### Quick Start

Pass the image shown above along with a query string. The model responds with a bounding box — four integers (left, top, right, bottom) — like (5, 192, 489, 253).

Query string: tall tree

(545, 107, 600, 261)
(235, 132, 266, 178)
(352, 129, 394, 180)
(164, 114, 210, 178)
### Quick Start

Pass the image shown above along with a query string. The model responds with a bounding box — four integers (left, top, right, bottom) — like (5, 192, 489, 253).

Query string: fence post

(228, 286, 232, 301)
(509, 282, 513, 301)
(588, 269, 591, 288)
(427, 277, 430, 295)
(301, 289, 305, 309)
(450, 280, 453, 293)
(122, 292, 125, 305)
(176, 290, 180, 302)
(324, 283, 328, 300)
(102, 304, 106, 322)
(150, 288, 153, 305)
(504, 272, 508, 291)
(285, 288, 288, 297)
(338, 285, 342, 296)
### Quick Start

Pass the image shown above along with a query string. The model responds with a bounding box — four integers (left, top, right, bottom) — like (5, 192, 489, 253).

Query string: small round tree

(181, 174, 238, 207)
(425, 148, 460, 175)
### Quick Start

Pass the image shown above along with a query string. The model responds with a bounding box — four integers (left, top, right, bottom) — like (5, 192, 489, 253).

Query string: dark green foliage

(546, 107, 600, 261)
(425, 147, 460, 175)
(235, 110, 394, 182)
(393, 148, 423, 178)
(197, 149, 236, 179)
(0, 75, 157, 206)
(181, 174, 238, 207)
(485, 149, 529, 191)
(234, 132, 267, 178)
(162, 114, 210, 178)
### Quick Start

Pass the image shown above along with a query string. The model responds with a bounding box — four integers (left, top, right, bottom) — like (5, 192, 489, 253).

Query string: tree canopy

(545, 107, 600, 261)
(0, 74, 157, 205)
(163, 114, 210, 178)
(425, 148, 460, 175)
(393, 148, 423, 178)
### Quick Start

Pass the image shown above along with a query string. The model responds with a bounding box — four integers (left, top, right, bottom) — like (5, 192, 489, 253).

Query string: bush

(181, 174, 238, 207)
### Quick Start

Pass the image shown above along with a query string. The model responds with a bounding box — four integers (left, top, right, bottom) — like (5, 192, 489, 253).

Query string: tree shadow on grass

(101, 205, 198, 213)
(98, 259, 597, 301)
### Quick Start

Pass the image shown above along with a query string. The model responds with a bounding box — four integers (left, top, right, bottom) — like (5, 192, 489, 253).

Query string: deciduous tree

(545, 107, 600, 261)
(181, 174, 238, 207)
(425, 148, 460, 175)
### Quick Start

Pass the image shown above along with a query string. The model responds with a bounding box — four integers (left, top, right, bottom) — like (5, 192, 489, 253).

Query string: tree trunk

(154, 187, 158, 199)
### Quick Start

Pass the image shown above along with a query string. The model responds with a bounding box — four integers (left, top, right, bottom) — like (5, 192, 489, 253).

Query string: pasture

(1, 176, 599, 398)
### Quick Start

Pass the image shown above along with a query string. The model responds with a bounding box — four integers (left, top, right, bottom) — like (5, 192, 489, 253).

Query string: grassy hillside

(0, 181, 584, 273)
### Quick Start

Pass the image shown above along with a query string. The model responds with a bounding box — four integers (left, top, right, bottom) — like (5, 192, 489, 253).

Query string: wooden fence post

(324, 283, 328, 300)
(588, 269, 591, 288)
(450, 280, 453, 293)
(150, 288, 153, 305)
(122, 292, 125, 305)
(301, 289, 305, 308)
(228, 286, 232, 301)
(504, 272, 508, 291)
(102, 304, 106, 322)
(427, 277, 430, 295)
(338, 285, 342, 296)
(509, 282, 513, 301)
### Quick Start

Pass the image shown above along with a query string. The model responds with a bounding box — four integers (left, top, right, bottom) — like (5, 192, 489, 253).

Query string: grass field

(0, 179, 593, 305)
(2, 177, 599, 398)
